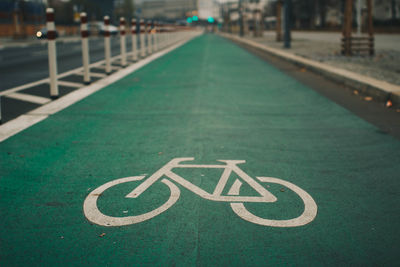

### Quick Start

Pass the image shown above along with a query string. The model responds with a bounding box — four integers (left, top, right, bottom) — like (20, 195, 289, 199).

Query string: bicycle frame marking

(125, 158, 277, 203)
(83, 158, 318, 227)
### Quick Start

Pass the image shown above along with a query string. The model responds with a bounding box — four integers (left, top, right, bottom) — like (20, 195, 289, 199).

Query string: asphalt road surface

(1, 34, 399, 266)
(0, 36, 132, 91)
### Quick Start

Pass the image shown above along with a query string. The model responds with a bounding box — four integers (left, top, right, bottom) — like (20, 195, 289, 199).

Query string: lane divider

(0, 9, 200, 127)
(131, 19, 138, 61)
(46, 8, 58, 99)
(0, 32, 202, 142)
(147, 21, 152, 55)
(119, 17, 127, 67)
(140, 19, 146, 58)
(0, 53, 125, 97)
(80, 12, 91, 85)
(104, 16, 112, 75)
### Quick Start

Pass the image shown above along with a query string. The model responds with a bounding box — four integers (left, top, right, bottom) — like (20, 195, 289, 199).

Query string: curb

(220, 33, 400, 108)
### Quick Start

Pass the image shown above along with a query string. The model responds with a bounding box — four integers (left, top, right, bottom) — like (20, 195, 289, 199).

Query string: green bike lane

(1, 34, 399, 266)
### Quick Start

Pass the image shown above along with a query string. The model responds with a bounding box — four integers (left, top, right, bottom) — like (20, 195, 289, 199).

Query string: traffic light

(207, 16, 215, 23)
(192, 16, 199, 21)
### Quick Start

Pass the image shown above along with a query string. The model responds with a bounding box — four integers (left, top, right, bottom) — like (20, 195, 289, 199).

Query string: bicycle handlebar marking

(83, 158, 318, 227)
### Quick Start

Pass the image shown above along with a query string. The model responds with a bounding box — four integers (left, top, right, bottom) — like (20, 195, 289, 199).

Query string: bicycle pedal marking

(83, 158, 318, 227)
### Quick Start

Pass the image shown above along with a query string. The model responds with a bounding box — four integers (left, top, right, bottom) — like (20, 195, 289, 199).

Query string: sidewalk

(249, 31, 400, 86)
(0, 34, 399, 266)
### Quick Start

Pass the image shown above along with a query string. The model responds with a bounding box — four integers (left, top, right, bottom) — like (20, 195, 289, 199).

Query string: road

(3, 31, 399, 92)
(0, 36, 132, 91)
(0, 34, 399, 266)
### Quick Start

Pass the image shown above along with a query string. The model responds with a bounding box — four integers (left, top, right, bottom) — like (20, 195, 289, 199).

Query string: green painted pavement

(1, 34, 399, 266)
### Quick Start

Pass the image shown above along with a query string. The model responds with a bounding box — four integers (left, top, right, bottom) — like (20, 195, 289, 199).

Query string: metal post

(158, 22, 162, 49)
(119, 17, 127, 67)
(104, 16, 111, 74)
(46, 8, 58, 99)
(140, 19, 146, 58)
(147, 21, 152, 55)
(343, 0, 353, 56)
(276, 0, 282, 41)
(131, 19, 138, 61)
(357, 0, 362, 35)
(256, 9, 263, 37)
(253, 10, 257, 37)
(167, 27, 170, 46)
(283, 0, 291, 49)
(80, 12, 90, 84)
(153, 21, 158, 52)
(239, 0, 244, 37)
(367, 0, 374, 55)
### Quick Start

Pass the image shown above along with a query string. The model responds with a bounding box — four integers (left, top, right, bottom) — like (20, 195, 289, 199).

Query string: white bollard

(140, 19, 146, 58)
(119, 17, 127, 67)
(158, 22, 163, 49)
(104, 16, 111, 75)
(153, 21, 158, 52)
(46, 8, 58, 99)
(147, 21, 152, 55)
(167, 26, 171, 46)
(80, 12, 90, 84)
(131, 19, 138, 61)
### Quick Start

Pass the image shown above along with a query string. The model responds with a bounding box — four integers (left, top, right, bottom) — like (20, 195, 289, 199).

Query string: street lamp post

(283, 0, 291, 49)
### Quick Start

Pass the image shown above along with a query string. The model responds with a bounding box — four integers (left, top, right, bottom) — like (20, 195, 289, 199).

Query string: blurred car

(36, 28, 59, 39)
(88, 22, 118, 36)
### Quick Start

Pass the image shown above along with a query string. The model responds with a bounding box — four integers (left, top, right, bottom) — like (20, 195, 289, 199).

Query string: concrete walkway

(246, 31, 400, 87)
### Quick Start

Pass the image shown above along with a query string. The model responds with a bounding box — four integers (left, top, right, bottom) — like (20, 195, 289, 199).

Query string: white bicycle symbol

(83, 158, 317, 227)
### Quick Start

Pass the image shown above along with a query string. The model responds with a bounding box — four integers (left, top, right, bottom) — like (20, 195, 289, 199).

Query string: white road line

(0, 78, 51, 97)
(0, 55, 121, 97)
(0, 114, 48, 142)
(96, 65, 121, 70)
(57, 80, 84, 88)
(78, 72, 107, 78)
(0, 32, 202, 143)
(0, 34, 190, 97)
(5, 92, 51, 105)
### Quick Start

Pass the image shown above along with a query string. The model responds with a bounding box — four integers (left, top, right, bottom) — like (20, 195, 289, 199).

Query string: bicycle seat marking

(83, 158, 318, 227)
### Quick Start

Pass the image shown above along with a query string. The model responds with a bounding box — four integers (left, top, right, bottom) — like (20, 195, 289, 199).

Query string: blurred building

(198, 0, 220, 20)
(374, 0, 400, 21)
(135, 0, 198, 20)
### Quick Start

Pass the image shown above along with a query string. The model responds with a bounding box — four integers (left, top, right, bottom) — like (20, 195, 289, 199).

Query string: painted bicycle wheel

(83, 176, 180, 227)
(230, 177, 318, 227)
